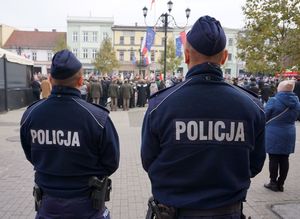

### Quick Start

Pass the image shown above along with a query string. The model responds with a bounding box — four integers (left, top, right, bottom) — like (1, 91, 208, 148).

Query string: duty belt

(178, 202, 241, 217)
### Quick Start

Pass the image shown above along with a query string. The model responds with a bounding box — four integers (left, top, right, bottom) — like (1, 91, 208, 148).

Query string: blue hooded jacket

(265, 92, 300, 154)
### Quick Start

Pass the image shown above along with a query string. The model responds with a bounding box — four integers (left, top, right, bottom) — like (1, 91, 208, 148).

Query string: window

(47, 52, 52, 61)
(83, 32, 88, 42)
(151, 50, 155, 62)
(228, 38, 233, 46)
(130, 51, 135, 61)
(73, 32, 78, 42)
(228, 53, 232, 61)
(225, 68, 231, 75)
(103, 32, 108, 39)
(83, 48, 88, 59)
(120, 36, 124, 45)
(119, 51, 124, 61)
(73, 48, 78, 57)
(92, 32, 97, 42)
(140, 37, 144, 44)
(32, 52, 37, 61)
(92, 49, 97, 59)
(130, 36, 135, 45)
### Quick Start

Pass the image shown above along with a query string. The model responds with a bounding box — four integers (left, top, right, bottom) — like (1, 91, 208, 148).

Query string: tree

(93, 37, 119, 75)
(158, 38, 183, 74)
(53, 36, 69, 53)
(237, 0, 300, 74)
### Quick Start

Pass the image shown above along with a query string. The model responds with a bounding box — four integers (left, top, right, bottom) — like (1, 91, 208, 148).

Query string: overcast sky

(0, 0, 247, 31)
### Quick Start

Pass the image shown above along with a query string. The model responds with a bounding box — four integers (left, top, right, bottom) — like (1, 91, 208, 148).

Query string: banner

(176, 37, 182, 57)
(142, 27, 156, 55)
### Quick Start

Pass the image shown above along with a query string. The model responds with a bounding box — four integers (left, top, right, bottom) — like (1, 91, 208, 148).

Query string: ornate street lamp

(143, 1, 191, 81)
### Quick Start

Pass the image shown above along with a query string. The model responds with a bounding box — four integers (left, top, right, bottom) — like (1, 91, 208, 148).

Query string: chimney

(52, 29, 56, 32)
(135, 22, 138, 27)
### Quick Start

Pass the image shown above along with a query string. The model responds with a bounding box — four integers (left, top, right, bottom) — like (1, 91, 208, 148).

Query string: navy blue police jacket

(141, 63, 266, 209)
(20, 86, 120, 198)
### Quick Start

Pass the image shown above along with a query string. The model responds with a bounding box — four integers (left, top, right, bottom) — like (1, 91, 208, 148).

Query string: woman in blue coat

(264, 80, 300, 192)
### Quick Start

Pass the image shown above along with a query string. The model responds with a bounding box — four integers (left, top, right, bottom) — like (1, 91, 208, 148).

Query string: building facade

(0, 24, 15, 48)
(67, 16, 114, 74)
(3, 30, 66, 75)
(112, 25, 179, 79)
(223, 27, 245, 78)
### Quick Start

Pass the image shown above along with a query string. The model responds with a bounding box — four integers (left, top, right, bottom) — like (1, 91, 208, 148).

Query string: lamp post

(143, 1, 190, 81)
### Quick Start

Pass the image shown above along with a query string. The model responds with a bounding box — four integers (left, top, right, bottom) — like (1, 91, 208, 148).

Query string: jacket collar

(50, 86, 81, 98)
(185, 62, 224, 81)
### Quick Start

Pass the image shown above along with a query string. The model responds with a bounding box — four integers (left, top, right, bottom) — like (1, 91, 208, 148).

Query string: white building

(67, 16, 114, 74)
(3, 29, 66, 75)
(223, 27, 245, 78)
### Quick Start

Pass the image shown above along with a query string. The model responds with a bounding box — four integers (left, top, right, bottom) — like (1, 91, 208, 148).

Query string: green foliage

(158, 38, 183, 73)
(53, 36, 69, 53)
(93, 37, 119, 75)
(237, 0, 300, 74)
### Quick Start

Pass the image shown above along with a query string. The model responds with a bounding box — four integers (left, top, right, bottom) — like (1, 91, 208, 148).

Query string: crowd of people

(33, 72, 300, 111)
(31, 73, 184, 111)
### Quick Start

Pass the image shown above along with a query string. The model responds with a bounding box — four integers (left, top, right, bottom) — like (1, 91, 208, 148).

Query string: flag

(180, 31, 187, 45)
(151, 0, 155, 10)
(142, 27, 156, 56)
(176, 37, 183, 57)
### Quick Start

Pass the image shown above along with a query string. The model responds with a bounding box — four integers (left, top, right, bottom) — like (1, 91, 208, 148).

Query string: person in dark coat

(247, 77, 259, 95)
(100, 77, 109, 107)
(264, 80, 300, 192)
(31, 77, 41, 101)
(129, 82, 136, 108)
(261, 82, 274, 105)
(136, 80, 148, 107)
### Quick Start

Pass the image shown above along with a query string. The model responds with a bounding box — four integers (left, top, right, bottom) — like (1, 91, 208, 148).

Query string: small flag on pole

(151, 0, 155, 10)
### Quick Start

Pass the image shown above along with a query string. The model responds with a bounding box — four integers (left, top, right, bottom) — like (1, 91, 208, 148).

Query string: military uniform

(20, 50, 119, 219)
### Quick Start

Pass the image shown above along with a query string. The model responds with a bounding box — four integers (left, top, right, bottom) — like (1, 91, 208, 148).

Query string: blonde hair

(277, 80, 295, 92)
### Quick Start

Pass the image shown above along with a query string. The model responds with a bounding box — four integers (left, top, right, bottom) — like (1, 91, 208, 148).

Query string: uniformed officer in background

(20, 49, 120, 219)
(141, 16, 266, 219)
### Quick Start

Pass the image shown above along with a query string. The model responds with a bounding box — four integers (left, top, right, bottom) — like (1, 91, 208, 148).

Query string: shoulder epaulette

(149, 86, 174, 99)
(91, 103, 110, 113)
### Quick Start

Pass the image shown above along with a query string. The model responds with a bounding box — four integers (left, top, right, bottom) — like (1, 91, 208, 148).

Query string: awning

(0, 48, 34, 66)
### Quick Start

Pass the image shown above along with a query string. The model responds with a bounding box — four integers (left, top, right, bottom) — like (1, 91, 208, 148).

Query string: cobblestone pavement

(0, 107, 300, 219)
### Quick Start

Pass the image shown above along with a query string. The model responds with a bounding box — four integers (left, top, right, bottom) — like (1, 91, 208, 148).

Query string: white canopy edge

(0, 48, 34, 66)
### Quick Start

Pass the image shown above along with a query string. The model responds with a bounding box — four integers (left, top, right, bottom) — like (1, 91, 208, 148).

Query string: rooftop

(3, 30, 66, 50)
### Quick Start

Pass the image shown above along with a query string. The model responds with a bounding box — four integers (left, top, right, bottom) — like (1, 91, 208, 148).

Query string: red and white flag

(151, 0, 155, 10)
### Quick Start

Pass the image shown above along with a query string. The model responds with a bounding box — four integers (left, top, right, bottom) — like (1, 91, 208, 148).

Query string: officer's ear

(220, 49, 228, 65)
(184, 46, 190, 65)
(49, 75, 54, 86)
(77, 74, 84, 87)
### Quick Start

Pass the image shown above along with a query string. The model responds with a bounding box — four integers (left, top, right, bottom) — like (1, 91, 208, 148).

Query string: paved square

(0, 107, 300, 218)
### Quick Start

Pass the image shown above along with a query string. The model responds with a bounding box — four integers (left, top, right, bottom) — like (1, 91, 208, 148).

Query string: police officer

(20, 49, 120, 219)
(141, 16, 266, 219)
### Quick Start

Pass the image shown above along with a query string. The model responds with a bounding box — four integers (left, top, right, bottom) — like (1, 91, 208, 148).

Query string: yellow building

(0, 24, 15, 47)
(112, 25, 175, 79)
